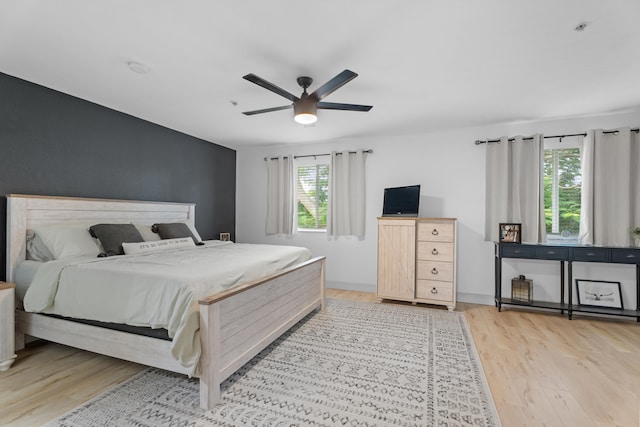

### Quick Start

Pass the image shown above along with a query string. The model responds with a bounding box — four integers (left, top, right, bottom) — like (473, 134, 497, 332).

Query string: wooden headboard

(6, 194, 196, 283)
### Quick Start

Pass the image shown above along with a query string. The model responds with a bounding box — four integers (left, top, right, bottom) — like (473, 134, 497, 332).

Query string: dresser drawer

(500, 245, 535, 258)
(416, 280, 453, 302)
(417, 222, 454, 242)
(416, 261, 453, 281)
(571, 247, 609, 262)
(610, 248, 640, 264)
(535, 246, 569, 260)
(417, 242, 454, 261)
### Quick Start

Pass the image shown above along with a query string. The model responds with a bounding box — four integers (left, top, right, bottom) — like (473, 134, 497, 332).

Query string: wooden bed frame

(5, 194, 325, 410)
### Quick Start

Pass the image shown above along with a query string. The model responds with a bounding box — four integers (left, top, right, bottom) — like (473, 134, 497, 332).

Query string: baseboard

(327, 283, 495, 307)
(457, 292, 495, 306)
(326, 281, 376, 294)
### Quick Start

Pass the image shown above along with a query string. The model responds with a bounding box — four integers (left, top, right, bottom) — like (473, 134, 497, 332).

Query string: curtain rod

(264, 149, 373, 161)
(474, 128, 640, 145)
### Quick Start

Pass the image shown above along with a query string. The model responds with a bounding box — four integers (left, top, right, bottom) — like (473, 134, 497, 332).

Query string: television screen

(382, 185, 420, 216)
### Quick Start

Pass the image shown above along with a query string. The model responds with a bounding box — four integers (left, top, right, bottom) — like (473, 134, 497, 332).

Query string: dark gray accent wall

(0, 72, 236, 281)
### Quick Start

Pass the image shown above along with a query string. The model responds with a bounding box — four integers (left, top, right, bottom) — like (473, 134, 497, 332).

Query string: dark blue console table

(494, 243, 640, 321)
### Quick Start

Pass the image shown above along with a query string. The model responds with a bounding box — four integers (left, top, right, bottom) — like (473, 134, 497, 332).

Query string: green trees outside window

(297, 164, 329, 229)
(544, 148, 581, 236)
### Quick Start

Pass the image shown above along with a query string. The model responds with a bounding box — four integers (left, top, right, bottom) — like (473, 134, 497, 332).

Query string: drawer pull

(514, 250, 521, 254)
(547, 251, 556, 255)
(587, 252, 595, 257)
(432, 229, 439, 236)
(431, 287, 438, 294)
(626, 254, 636, 258)
(431, 248, 439, 255)
(431, 268, 438, 275)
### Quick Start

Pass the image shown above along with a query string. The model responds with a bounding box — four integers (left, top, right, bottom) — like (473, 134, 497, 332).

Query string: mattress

(14, 260, 43, 302)
(16, 261, 172, 340)
(22, 241, 312, 375)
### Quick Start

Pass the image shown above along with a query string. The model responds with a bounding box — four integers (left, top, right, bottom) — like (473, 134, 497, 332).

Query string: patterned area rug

(46, 299, 501, 427)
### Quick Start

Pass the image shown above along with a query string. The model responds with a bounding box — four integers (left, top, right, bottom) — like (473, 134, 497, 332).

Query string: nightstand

(0, 282, 16, 371)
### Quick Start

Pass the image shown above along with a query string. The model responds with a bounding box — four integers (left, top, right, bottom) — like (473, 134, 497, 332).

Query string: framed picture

(499, 223, 521, 243)
(219, 232, 231, 241)
(575, 279, 623, 309)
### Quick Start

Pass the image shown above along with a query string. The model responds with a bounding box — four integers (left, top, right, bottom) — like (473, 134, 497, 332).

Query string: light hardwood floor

(1, 289, 639, 426)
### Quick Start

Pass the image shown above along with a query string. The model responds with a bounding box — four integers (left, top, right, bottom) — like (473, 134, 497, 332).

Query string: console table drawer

(571, 248, 609, 262)
(611, 249, 640, 263)
(500, 245, 535, 258)
(535, 247, 569, 260)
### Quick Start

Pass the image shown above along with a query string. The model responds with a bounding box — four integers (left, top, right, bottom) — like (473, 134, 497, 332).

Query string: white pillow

(26, 231, 55, 262)
(122, 237, 195, 255)
(30, 223, 101, 260)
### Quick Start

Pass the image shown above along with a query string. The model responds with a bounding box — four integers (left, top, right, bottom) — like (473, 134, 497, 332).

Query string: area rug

(46, 299, 501, 427)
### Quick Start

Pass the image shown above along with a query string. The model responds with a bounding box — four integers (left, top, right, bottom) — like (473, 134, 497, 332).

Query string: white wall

(236, 110, 640, 306)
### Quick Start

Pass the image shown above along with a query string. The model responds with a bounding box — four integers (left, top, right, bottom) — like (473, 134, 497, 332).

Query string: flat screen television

(382, 185, 420, 217)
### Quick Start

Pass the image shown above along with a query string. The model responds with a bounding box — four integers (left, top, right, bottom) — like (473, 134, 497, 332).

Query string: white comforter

(23, 241, 312, 375)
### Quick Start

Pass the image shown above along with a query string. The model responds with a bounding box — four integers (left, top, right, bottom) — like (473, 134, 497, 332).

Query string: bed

(6, 194, 326, 410)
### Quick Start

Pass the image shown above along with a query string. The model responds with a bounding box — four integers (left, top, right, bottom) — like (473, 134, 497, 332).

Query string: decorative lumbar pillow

(122, 237, 195, 255)
(151, 222, 203, 245)
(89, 223, 144, 256)
(29, 224, 101, 260)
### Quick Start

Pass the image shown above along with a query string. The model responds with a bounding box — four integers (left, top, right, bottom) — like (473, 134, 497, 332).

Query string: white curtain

(265, 155, 294, 235)
(327, 149, 367, 240)
(484, 135, 546, 243)
(579, 128, 640, 246)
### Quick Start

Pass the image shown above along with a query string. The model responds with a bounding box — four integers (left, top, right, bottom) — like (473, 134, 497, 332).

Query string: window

(543, 139, 581, 241)
(296, 160, 329, 230)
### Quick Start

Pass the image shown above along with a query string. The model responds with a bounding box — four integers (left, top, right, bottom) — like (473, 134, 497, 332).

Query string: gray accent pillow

(151, 223, 203, 245)
(89, 223, 145, 256)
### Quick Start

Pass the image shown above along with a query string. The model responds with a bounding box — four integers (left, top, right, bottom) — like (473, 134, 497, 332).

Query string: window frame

(295, 157, 330, 232)
(543, 137, 582, 244)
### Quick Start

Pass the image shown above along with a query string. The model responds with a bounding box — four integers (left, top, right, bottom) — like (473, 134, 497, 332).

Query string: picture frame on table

(575, 279, 623, 309)
(499, 223, 521, 243)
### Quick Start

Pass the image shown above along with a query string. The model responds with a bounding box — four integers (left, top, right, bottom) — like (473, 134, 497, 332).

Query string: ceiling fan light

(294, 98, 317, 124)
(294, 113, 317, 124)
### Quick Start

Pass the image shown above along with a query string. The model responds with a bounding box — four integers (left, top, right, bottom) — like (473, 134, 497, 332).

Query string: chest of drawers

(377, 218, 457, 310)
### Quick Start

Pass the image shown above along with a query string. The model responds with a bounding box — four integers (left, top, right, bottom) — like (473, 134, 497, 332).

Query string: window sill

(545, 236, 579, 246)
(297, 228, 326, 234)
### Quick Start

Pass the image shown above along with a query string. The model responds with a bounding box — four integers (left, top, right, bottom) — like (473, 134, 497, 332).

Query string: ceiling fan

(242, 69, 372, 124)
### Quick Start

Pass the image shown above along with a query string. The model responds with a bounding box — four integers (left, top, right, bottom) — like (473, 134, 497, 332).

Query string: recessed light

(127, 61, 150, 74)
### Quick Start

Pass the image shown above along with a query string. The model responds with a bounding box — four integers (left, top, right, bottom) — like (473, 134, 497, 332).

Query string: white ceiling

(1, 1, 639, 149)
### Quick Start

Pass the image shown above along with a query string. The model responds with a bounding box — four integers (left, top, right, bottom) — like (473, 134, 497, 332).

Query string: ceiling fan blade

(242, 105, 293, 115)
(310, 70, 358, 101)
(317, 102, 372, 112)
(243, 74, 299, 102)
